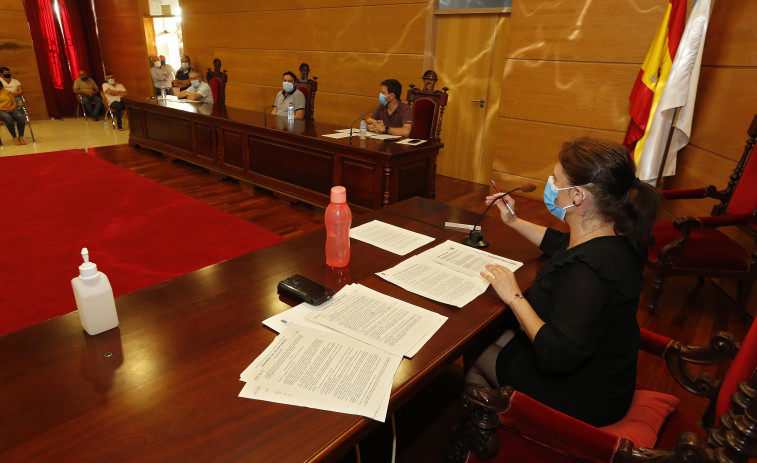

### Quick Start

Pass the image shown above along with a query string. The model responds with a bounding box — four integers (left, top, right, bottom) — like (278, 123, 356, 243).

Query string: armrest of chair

(663, 332, 738, 399)
(694, 212, 756, 228)
(661, 187, 714, 200)
(640, 328, 674, 357)
(446, 384, 633, 463)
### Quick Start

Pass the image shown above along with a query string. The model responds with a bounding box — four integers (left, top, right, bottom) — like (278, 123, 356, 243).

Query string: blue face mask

(379, 93, 388, 105)
(191, 80, 200, 88)
(544, 176, 581, 221)
(160, 59, 166, 66)
(283, 81, 294, 93)
(181, 62, 189, 69)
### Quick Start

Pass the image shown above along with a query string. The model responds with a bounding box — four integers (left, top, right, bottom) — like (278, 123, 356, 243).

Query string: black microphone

(462, 184, 537, 248)
(349, 103, 383, 142)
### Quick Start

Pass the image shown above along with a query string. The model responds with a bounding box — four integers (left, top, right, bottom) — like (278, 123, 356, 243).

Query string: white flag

(636, 0, 713, 184)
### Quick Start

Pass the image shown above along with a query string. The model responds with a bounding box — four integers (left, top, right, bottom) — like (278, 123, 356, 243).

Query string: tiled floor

(0, 117, 129, 157)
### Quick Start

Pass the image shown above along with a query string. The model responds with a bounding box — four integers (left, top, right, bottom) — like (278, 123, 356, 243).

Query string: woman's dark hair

(0, 67, 9, 74)
(559, 137, 660, 257)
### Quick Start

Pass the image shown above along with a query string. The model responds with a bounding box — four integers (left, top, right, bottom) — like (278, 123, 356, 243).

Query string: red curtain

(23, 0, 105, 118)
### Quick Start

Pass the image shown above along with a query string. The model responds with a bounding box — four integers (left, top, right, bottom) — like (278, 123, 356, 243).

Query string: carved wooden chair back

(406, 70, 448, 141)
(206, 59, 228, 104)
(295, 63, 318, 120)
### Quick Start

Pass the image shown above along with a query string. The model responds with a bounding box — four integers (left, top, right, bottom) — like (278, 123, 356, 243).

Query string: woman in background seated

(465, 137, 660, 427)
(0, 86, 26, 144)
(0, 66, 24, 105)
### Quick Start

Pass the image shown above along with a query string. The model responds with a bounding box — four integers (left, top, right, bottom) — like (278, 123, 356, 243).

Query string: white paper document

(350, 220, 436, 255)
(370, 134, 402, 141)
(377, 240, 523, 308)
(304, 284, 447, 358)
(395, 138, 427, 146)
(239, 323, 401, 421)
(321, 132, 355, 139)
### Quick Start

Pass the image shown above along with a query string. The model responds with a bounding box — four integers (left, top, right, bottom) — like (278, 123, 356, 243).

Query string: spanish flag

(623, 0, 686, 159)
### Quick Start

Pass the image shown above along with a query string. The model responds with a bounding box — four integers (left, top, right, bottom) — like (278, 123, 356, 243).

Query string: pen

(490, 180, 515, 216)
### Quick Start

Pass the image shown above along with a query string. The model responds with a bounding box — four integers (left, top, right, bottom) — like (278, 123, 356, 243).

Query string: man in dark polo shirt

(366, 79, 413, 137)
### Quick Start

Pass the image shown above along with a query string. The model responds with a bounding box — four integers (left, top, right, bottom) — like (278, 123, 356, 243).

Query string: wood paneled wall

(93, 0, 154, 100)
(492, 0, 757, 250)
(0, 0, 48, 119)
(179, 0, 429, 126)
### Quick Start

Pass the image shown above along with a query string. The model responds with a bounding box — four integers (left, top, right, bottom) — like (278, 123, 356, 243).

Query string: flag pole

(654, 106, 681, 188)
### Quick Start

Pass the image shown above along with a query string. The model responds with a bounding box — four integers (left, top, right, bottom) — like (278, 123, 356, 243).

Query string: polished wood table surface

(0, 198, 544, 462)
(125, 97, 442, 212)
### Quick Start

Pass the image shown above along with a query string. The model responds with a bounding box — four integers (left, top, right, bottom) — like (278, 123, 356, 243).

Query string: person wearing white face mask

(464, 137, 660, 427)
(172, 55, 193, 91)
(177, 70, 213, 103)
(101, 72, 127, 130)
(271, 71, 305, 120)
(149, 55, 174, 97)
(365, 78, 413, 138)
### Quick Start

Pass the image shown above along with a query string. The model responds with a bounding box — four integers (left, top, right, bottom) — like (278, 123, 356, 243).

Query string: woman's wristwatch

(384, 126, 390, 134)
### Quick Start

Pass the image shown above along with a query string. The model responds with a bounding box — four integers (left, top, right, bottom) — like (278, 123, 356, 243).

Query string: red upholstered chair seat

(411, 98, 437, 140)
(297, 85, 310, 111)
(650, 222, 752, 272)
(449, 324, 755, 463)
(209, 78, 222, 103)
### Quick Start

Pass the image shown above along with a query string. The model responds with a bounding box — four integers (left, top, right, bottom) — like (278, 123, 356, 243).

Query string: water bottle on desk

(325, 186, 352, 268)
(160, 87, 166, 100)
(359, 119, 367, 139)
(287, 102, 294, 121)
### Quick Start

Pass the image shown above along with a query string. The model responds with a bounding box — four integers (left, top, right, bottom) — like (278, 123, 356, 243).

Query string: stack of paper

(240, 284, 447, 421)
(350, 220, 435, 255)
(377, 240, 523, 308)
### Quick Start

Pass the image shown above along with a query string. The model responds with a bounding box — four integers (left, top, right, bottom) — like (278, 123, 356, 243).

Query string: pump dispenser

(71, 248, 118, 335)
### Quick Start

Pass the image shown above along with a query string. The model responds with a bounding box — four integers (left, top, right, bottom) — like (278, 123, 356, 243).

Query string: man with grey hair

(177, 70, 214, 103)
(149, 55, 174, 97)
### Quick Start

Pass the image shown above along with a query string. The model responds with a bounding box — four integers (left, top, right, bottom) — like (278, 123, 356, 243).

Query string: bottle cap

(330, 186, 347, 203)
(79, 247, 99, 279)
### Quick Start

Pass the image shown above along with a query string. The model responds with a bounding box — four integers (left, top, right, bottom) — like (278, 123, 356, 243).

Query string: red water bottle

(325, 186, 352, 268)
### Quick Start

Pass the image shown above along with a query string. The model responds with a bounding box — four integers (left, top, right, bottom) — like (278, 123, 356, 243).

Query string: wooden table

(0, 198, 544, 462)
(125, 97, 443, 212)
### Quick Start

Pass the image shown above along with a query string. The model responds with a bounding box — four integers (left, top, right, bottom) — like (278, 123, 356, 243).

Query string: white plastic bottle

(288, 102, 295, 121)
(359, 119, 367, 139)
(71, 248, 119, 335)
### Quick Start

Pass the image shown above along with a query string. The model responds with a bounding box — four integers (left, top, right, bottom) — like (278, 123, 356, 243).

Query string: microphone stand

(349, 104, 383, 143)
(462, 187, 523, 248)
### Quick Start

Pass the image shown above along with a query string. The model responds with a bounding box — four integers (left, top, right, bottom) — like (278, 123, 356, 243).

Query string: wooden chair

(446, 321, 757, 463)
(76, 94, 95, 120)
(206, 58, 228, 105)
(406, 70, 449, 141)
(646, 114, 757, 320)
(295, 62, 318, 121)
(100, 91, 117, 130)
(16, 96, 35, 142)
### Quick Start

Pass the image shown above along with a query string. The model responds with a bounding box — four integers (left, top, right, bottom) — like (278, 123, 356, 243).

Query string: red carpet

(0, 150, 285, 336)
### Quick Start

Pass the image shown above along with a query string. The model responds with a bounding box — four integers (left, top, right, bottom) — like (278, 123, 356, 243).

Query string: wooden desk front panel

(126, 98, 441, 211)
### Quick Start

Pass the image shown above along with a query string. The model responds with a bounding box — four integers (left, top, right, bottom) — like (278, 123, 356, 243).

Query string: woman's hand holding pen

(485, 193, 517, 225)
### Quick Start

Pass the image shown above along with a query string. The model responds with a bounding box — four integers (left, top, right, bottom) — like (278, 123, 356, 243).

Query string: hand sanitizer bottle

(71, 248, 118, 335)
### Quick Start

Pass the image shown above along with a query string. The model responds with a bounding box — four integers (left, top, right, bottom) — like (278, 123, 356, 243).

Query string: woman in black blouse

(465, 137, 660, 427)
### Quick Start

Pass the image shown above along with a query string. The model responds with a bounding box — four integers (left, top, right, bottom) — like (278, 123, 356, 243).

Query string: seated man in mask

(271, 71, 305, 120)
(177, 70, 214, 104)
(366, 78, 413, 138)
